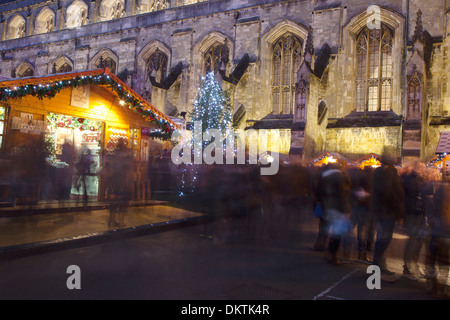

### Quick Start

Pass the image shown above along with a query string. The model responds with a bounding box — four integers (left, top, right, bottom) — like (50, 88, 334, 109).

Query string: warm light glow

(323, 156, 337, 165)
(119, 100, 125, 106)
(359, 157, 381, 169)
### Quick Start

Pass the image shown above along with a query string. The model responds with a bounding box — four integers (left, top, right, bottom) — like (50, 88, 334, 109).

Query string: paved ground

(0, 201, 447, 303)
(0, 201, 202, 247)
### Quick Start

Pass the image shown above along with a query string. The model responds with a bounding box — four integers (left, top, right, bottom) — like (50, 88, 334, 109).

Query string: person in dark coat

(371, 162, 405, 276)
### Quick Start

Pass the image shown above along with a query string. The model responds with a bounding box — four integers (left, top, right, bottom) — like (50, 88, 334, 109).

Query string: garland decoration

(46, 113, 102, 132)
(0, 71, 178, 140)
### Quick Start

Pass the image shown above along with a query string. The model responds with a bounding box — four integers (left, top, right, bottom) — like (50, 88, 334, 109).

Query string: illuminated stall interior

(309, 152, 348, 167)
(351, 153, 383, 169)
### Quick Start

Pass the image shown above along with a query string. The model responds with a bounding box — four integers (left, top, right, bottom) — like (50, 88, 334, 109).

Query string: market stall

(0, 68, 180, 204)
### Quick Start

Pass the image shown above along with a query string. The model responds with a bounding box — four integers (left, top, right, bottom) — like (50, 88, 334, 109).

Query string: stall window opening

(0, 106, 7, 150)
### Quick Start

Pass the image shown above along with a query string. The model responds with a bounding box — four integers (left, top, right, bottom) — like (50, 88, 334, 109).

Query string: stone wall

(325, 126, 403, 160)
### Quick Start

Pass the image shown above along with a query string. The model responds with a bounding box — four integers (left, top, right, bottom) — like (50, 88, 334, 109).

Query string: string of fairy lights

(0, 71, 178, 140)
(427, 153, 449, 167)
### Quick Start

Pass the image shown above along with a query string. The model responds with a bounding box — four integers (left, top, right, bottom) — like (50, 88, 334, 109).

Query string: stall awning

(0, 68, 181, 138)
(436, 131, 450, 154)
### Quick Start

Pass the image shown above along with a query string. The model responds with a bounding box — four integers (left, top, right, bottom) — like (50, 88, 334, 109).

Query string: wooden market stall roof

(436, 131, 450, 155)
(0, 68, 180, 138)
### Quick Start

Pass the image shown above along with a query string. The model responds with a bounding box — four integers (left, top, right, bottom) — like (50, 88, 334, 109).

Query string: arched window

(272, 34, 303, 114)
(15, 61, 35, 78)
(147, 48, 168, 83)
(139, 0, 168, 12)
(52, 62, 73, 74)
(100, 0, 125, 20)
(203, 41, 229, 74)
(66, 1, 88, 28)
(356, 24, 393, 112)
(407, 72, 422, 120)
(96, 56, 116, 74)
(35, 7, 55, 34)
(7, 15, 26, 40)
(111, 1, 125, 19)
(295, 76, 307, 121)
(51, 55, 74, 74)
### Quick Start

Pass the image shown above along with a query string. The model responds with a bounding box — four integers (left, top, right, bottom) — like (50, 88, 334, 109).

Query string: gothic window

(295, 77, 307, 121)
(204, 41, 229, 74)
(7, 15, 26, 39)
(407, 72, 422, 120)
(52, 62, 73, 74)
(96, 56, 116, 74)
(355, 25, 393, 112)
(35, 8, 55, 34)
(150, 0, 167, 11)
(16, 68, 34, 78)
(111, 1, 125, 19)
(147, 48, 168, 83)
(271, 34, 303, 114)
(67, 1, 88, 28)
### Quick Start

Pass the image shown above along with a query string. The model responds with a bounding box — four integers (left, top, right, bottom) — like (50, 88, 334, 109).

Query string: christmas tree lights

(189, 72, 233, 149)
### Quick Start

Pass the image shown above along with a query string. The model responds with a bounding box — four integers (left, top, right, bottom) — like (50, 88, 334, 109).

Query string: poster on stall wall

(11, 113, 46, 134)
(71, 85, 90, 109)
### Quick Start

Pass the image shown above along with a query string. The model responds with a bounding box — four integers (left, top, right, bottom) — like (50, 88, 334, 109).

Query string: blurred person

(107, 138, 132, 228)
(424, 181, 450, 297)
(371, 162, 405, 277)
(13, 139, 49, 207)
(320, 164, 352, 265)
(401, 163, 427, 280)
(349, 167, 373, 264)
(58, 141, 75, 202)
(76, 148, 94, 208)
(311, 165, 331, 252)
(245, 165, 268, 243)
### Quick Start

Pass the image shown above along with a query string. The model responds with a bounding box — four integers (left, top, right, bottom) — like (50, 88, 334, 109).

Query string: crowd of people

(169, 157, 449, 298)
(308, 160, 448, 296)
(2, 139, 448, 296)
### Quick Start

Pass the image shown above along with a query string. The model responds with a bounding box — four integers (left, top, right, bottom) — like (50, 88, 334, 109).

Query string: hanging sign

(71, 85, 90, 109)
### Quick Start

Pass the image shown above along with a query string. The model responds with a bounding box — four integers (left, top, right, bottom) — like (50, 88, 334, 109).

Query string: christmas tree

(176, 72, 233, 199)
(189, 71, 233, 141)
